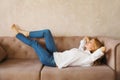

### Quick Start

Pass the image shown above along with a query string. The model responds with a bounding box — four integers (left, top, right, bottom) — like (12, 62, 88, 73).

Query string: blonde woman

(11, 24, 105, 69)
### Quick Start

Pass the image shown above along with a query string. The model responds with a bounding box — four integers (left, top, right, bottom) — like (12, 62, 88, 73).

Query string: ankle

(26, 31, 30, 37)
(19, 30, 29, 37)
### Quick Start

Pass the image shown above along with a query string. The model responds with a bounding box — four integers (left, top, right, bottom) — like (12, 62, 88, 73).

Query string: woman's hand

(84, 36, 90, 43)
(100, 47, 106, 53)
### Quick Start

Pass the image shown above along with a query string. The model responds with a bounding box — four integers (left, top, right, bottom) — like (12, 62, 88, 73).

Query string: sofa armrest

(103, 38, 120, 80)
(99, 37, 120, 80)
(100, 38, 119, 70)
(116, 43, 120, 80)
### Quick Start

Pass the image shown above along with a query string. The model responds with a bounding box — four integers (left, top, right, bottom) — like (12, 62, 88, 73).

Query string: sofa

(0, 36, 120, 80)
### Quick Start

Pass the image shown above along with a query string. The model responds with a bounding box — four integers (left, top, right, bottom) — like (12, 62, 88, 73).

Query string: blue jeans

(16, 29, 57, 67)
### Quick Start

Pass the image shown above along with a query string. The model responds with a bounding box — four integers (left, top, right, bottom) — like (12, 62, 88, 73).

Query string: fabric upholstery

(0, 36, 119, 80)
(0, 59, 42, 80)
(116, 43, 120, 80)
(0, 45, 7, 62)
(0, 37, 38, 59)
(97, 37, 120, 70)
(41, 65, 115, 80)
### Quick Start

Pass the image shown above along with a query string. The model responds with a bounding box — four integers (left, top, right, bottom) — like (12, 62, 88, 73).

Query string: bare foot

(11, 24, 19, 35)
(11, 24, 29, 37)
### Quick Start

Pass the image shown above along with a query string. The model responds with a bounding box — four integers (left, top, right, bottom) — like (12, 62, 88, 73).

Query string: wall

(0, 0, 120, 39)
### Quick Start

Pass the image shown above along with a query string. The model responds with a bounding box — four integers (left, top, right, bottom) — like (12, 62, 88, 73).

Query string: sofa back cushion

(0, 37, 38, 59)
(0, 36, 84, 59)
(0, 45, 7, 62)
(0, 36, 119, 70)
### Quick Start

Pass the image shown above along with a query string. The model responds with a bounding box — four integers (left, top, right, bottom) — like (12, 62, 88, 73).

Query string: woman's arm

(78, 36, 90, 50)
(80, 47, 105, 66)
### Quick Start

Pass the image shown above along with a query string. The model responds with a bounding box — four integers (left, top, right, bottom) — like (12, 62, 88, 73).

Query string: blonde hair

(92, 38, 103, 51)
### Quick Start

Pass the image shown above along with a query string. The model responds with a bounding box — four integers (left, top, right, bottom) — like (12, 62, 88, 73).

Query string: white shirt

(53, 39, 104, 69)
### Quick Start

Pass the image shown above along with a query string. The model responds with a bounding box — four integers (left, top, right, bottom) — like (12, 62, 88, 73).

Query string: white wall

(0, 0, 120, 39)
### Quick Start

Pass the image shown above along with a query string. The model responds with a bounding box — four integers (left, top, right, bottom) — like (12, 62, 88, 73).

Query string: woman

(11, 24, 105, 69)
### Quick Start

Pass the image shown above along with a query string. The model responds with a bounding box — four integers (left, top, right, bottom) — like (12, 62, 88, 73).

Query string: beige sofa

(0, 36, 120, 80)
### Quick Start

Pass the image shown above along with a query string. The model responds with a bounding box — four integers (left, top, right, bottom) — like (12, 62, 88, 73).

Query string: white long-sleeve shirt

(53, 39, 104, 69)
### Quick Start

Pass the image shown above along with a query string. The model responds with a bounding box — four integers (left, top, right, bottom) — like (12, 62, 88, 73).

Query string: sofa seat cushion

(41, 65, 115, 80)
(0, 59, 43, 80)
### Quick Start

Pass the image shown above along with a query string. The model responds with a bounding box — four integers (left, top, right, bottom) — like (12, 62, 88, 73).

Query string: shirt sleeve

(78, 39, 86, 51)
(80, 48, 104, 66)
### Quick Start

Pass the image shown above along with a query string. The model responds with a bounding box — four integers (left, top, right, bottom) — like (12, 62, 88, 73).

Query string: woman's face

(85, 39, 96, 51)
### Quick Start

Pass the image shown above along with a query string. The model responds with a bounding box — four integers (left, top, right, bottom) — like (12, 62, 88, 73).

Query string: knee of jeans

(44, 29, 51, 34)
